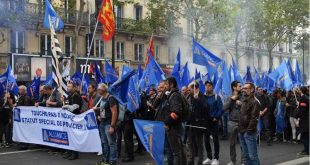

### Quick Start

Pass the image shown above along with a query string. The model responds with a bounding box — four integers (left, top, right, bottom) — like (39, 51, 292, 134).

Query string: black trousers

(204, 122, 220, 160)
(0, 121, 12, 144)
(167, 124, 186, 165)
(301, 132, 309, 154)
(117, 120, 134, 158)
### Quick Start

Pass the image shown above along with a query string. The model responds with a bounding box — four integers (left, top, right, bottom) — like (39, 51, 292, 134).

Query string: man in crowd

(0, 92, 15, 148)
(203, 81, 223, 165)
(35, 85, 62, 107)
(296, 86, 309, 157)
(256, 86, 272, 146)
(223, 81, 245, 165)
(16, 85, 32, 150)
(153, 80, 174, 165)
(187, 81, 210, 165)
(97, 83, 119, 165)
(239, 83, 260, 165)
(164, 77, 186, 165)
(62, 80, 83, 160)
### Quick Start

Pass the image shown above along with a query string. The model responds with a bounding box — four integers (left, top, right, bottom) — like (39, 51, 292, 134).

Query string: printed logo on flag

(84, 112, 97, 130)
(42, 129, 69, 146)
(13, 108, 21, 122)
(143, 124, 154, 154)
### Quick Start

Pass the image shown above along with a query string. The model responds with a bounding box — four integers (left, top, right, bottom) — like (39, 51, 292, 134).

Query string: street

(0, 140, 309, 165)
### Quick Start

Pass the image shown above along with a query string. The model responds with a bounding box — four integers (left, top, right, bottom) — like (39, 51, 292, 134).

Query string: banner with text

(13, 106, 102, 152)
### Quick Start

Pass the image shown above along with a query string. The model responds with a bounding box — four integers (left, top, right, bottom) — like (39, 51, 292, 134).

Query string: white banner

(13, 106, 102, 152)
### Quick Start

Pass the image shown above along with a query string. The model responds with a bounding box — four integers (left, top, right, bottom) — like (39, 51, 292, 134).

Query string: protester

(164, 77, 186, 165)
(62, 80, 83, 160)
(0, 92, 15, 148)
(186, 81, 210, 165)
(239, 83, 260, 165)
(296, 86, 309, 156)
(256, 86, 272, 146)
(35, 85, 62, 107)
(153, 80, 174, 165)
(286, 90, 300, 143)
(203, 81, 223, 165)
(273, 89, 287, 142)
(223, 81, 246, 165)
(96, 83, 119, 165)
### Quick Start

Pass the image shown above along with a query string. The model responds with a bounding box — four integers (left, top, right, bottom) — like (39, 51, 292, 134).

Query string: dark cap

(204, 80, 213, 86)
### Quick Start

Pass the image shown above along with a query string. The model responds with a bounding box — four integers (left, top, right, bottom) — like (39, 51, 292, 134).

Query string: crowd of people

(0, 77, 309, 165)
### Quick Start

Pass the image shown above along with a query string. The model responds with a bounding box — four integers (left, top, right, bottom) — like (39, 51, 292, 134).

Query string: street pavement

(0, 139, 309, 165)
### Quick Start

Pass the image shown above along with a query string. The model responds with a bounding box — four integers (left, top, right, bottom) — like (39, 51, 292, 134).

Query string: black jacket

(17, 95, 32, 106)
(296, 95, 309, 133)
(239, 95, 260, 134)
(188, 92, 211, 129)
(164, 88, 183, 126)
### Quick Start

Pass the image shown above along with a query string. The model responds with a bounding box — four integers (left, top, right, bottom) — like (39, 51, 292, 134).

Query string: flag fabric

(229, 65, 234, 82)
(295, 61, 303, 86)
(286, 60, 297, 85)
(172, 49, 182, 89)
(139, 50, 164, 91)
(181, 62, 191, 88)
(214, 76, 223, 95)
(105, 61, 118, 84)
(122, 65, 134, 76)
(137, 64, 143, 80)
(43, 73, 55, 87)
(268, 61, 293, 91)
(126, 76, 141, 113)
(243, 66, 253, 83)
(27, 76, 41, 100)
(93, 62, 105, 85)
(257, 118, 264, 133)
(43, 0, 64, 31)
(198, 79, 205, 94)
(71, 72, 90, 96)
(97, 0, 115, 41)
(145, 35, 155, 66)
(232, 59, 243, 83)
(109, 69, 135, 105)
(275, 100, 286, 134)
(133, 119, 165, 165)
(221, 62, 232, 96)
(254, 68, 262, 87)
(192, 39, 222, 77)
(0, 65, 19, 95)
(49, 19, 68, 97)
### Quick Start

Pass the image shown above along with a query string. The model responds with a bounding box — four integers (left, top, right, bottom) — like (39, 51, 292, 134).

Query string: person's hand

(164, 125, 169, 130)
(97, 116, 101, 122)
(259, 111, 264, 117)
(285, 103, 290, 107)
(35, 103, 39, 107)
(213, 118, 218, 122)
(231, 95, 238, 100)
(46, 99, 51, 107)
(109, 126, 115, 134)
(170, 112, 178, 120)
(236, 100, 242, 106)
(60, 96, 65, 102)
(5, 93, 10, 99)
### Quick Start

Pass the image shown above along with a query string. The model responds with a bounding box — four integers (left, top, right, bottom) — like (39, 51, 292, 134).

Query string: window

(115, 5, 123, 29)
(134, 5, 142, 20)
(95, 39, 105, 57)
(40, 34, 51, 55)
(116, 42, 125, 59)
(134, 44, 144, 61)
(155, 45, 160, 61)
(65, 36, 72, 57)
(10, 31, 24, 53)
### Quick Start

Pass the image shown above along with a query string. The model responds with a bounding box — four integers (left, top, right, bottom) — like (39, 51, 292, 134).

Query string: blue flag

(94, 62, 105, 85)
(181, 62, 191, 88)
(43, 73, 55, 87)
(122, 65, 134, 76)
(43, 0, 64, 31)
(137, 64, 143, 80)
(71, 72, 90, 96)
(254, 68, 262, 87)
(243, 66, 253, 83)
(27, 76, 41, 100)
(105, 61, 118, 84)
(257, 118, 264, 133)
(139, 51, 164, 91)
(109, 69, 135, 105)
(295, 61, 303, 86)
(133, 119, 165, 165)
(213, 71, 219, 88)
(199, 79, 205, 93)
(214, 76, 223, 95)
(222, 62, 232, 96)
(287, 60, 297, 85)
(172, 48, 181, 74)
(192, 39, 222, 77)
(232, 58, 243, 83)
(0, 66, 18, 95)
(268, 61, 293, 91)
(126, 76, 141, 113)
(276, 101, 286, 134)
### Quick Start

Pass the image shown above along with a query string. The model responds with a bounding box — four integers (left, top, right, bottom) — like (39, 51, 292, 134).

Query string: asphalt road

(0, 140, 309, 165)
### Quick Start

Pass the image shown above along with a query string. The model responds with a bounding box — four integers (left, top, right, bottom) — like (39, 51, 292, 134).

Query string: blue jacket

(205, 93, 223, 119)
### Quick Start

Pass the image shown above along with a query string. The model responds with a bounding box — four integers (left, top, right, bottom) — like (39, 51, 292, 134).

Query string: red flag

(98, 0, 115, 41)
(145, 35, 154, 66)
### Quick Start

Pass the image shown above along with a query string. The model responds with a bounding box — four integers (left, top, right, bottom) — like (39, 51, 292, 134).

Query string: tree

(251, 0, 309, 70)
